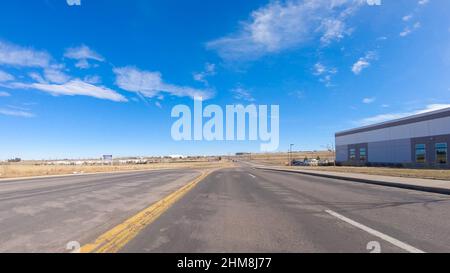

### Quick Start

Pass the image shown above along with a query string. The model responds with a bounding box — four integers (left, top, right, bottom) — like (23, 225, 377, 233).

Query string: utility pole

(289, 144, 294, 166)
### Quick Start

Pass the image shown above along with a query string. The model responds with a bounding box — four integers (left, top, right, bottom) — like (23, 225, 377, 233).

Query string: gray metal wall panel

(336, 145, 348, 162)
(368, 138, 411, 163)
(335, 116, 450, 146)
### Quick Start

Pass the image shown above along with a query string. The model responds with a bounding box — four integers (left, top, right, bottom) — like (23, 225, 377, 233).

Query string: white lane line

(248, 174, 256, 178)
(325, 210, 425, 253)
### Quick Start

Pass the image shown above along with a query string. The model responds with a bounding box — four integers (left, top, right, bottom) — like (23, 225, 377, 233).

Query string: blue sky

(0, 0, 449, 159)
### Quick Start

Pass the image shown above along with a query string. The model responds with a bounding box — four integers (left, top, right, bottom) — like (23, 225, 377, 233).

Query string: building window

(349, 149, 356, 160)
(415, 144, 426, 163)
(436, 143, 448, 164)
(360, 148, 367, 162)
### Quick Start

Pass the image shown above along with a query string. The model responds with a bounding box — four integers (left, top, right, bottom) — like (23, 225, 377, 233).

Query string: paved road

(0, 169, 200, 253)
(121, 166, 450, 253)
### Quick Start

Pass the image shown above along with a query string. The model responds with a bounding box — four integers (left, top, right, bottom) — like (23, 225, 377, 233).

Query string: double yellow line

(81, 170, 213, 253)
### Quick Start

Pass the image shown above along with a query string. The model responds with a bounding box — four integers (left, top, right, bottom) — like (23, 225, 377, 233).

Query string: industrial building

(335, 107, 450, 169)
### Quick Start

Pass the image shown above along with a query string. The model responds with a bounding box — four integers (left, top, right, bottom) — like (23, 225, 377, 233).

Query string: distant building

(168, 155, 187, 159)
(335, 107, 450, 169)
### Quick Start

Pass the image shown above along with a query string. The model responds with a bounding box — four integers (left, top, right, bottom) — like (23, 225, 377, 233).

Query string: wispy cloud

(400, 22, 421, 37)
(6, 80, 127, 102)
(0, 41, 51, 68)
(352, 51, 377, 75)
(193, 63, 216, 85)
(402, 14, 413, 22)
(362, 97, 376, 104)
(358, 104, 450, 125)
(0, 91, 10, 97)
(0, 108, 34, 118)
(28, 72, 46, 83)
(66, 0, 81, 6)
(43, 68, 71, 84)
(0, 40, 127, 103)
(313, 62, 337, 86)
(0, 70, 14, 82)
(231, 86, 255, 102)
(83, 75, 101, 84)
(400, 1, 429, 37)
(114, 66, 213, 100)
(64, 45, 104, 69)
(207, 0, 364, 61)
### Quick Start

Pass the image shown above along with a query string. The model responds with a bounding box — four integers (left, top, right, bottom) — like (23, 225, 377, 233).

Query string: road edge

(0, 166, 216, 183)
(257, 167, 450, 195)
(80, 168, 217, 253)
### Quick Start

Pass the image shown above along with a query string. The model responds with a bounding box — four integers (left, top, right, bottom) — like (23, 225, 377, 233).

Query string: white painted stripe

(248, 174, 256, 178)
(325, 210, 425, 253)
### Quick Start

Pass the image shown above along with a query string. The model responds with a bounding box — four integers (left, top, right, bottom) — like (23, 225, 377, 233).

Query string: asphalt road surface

(0, 169, 200, 253)
(121, 166, 450, 253)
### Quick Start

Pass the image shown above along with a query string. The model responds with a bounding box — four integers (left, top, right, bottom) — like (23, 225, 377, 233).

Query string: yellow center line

(80, 169, 216, 253)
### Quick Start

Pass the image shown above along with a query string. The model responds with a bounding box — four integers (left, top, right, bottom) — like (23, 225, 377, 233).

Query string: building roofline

(336, 107, 450, 138)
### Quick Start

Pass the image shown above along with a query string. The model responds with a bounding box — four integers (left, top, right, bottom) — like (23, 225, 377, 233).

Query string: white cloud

(314, 63, 326, 76)
(400, 0, 427, 38)
(0, 40, 125, 103)
(399, 29, 411, 37)
(352, 51, 377, 75)
(358, 104, 450, 125)
(352, 60, 370, 75)
(114, 66, 213, 99)
(84, 75, 101, 84)
(0, 41, 51, 68)
(44, 68, 71, 84)
(231, 86, 255, 102)
(207, 0, 365, 61)
(0, 70, 14, 82)
(0, 108, 34, 118)
(400, 22, 421, 37)
(0, 40, 70, 84)
(64, 45, 104, 69)
(75, 59, 90, 69)
(0, 91, 10, 97)
(402, 14, 413, 22)
(362, 97, 376, 104)
(28, 72, 46, 83)
(314, 62, 337, 75)
(6, 80, 127, 102)
(193, 63, 216, 84)
(67, 0, 81, 6)
(64, 45, 104, 61)
(314, 62, 337, 86)
(319, 19, 348, 45)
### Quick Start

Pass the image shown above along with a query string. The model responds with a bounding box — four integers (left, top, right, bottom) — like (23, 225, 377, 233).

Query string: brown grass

(246, 151, 335, 166)
(0, 161, 233, 179)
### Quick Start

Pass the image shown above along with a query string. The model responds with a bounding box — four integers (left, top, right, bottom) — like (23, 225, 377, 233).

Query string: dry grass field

(245, 151, 335, 166)
(0, 160, 233, 179)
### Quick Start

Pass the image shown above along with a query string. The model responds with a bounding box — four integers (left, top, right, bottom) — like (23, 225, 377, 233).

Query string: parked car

(291, 160, 306, 166)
